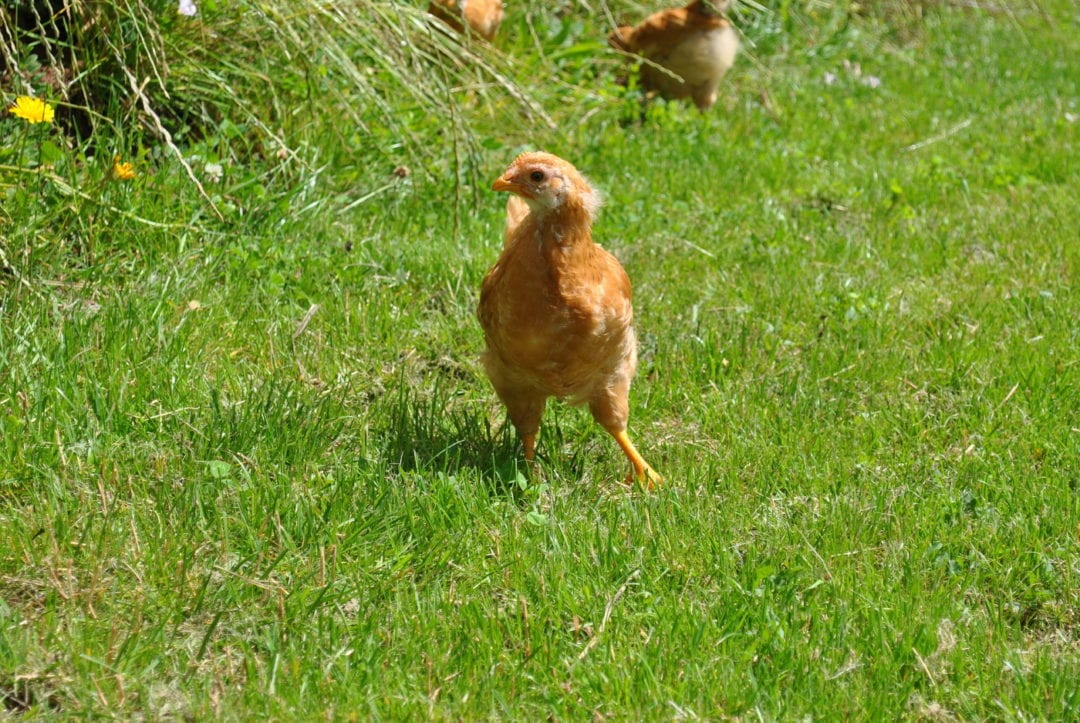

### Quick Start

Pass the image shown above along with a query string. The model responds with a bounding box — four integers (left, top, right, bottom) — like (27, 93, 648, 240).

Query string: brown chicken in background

(429, 0, 504, 41)
(608, 0, 739, 110)
(478, 152, 662, 487)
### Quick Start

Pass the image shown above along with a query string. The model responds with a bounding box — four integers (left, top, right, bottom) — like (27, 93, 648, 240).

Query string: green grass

(2, 0, 1078, 717)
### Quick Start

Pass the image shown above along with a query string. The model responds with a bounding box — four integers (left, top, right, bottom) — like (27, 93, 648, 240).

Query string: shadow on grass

(376, 380, 531, 498)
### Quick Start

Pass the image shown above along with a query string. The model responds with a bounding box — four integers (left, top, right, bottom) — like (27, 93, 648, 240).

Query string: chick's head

(492, 152, 601, 219)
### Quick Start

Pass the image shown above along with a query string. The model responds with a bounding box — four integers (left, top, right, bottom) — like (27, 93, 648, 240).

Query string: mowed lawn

(1, 0, 1077, 718)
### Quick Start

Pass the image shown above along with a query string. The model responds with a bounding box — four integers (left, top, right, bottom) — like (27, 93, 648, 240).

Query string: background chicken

(608, 0, 739, 111)
(428, 0, 504, 41)
(478, 152, 662, 487)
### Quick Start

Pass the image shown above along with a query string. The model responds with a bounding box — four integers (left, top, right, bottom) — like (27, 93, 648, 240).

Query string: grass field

(1, 0, 1078, 717)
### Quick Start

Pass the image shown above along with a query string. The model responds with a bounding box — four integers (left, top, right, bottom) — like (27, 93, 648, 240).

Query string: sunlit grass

(1, 0, 1077, 718)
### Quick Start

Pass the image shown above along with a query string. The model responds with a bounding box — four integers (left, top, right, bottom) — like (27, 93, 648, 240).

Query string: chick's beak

(492, 175, 517, 193)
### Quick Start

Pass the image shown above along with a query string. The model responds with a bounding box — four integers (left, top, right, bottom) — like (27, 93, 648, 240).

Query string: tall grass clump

(1, 0, 566, 287)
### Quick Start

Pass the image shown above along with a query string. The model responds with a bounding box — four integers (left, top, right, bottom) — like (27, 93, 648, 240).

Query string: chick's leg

(498, 388, 547, 463)
(521, 433, 537, 462)
(589, 387, 662, 489)
(483, 354, 547, 463)
(612, 429, 663, 489)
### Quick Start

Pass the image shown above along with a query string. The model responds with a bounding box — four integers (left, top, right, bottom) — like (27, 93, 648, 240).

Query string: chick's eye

(529, 171, 545, 182)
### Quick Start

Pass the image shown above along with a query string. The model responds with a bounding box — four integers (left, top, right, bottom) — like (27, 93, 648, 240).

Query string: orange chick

(429, 0, 504, 41)
(608, 0, 738, 111)
(478, 152, 662, 487)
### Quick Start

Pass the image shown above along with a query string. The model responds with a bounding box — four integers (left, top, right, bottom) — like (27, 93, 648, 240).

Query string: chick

(478, 152, 662, 487)
(428, 0, 504, 41)
(608, 0, 738, 111)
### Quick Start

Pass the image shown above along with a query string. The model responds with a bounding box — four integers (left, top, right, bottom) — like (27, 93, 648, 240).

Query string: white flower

(178, 0, 197, 17)
(205, 162, 223, 183)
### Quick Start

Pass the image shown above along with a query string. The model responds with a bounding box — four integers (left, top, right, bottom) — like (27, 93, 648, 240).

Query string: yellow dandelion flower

(8, 95, 55, 124)
(112, 156, 137, 181)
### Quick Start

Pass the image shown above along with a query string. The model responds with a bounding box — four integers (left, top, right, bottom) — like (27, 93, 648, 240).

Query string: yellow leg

(612, 430, 662, 489)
